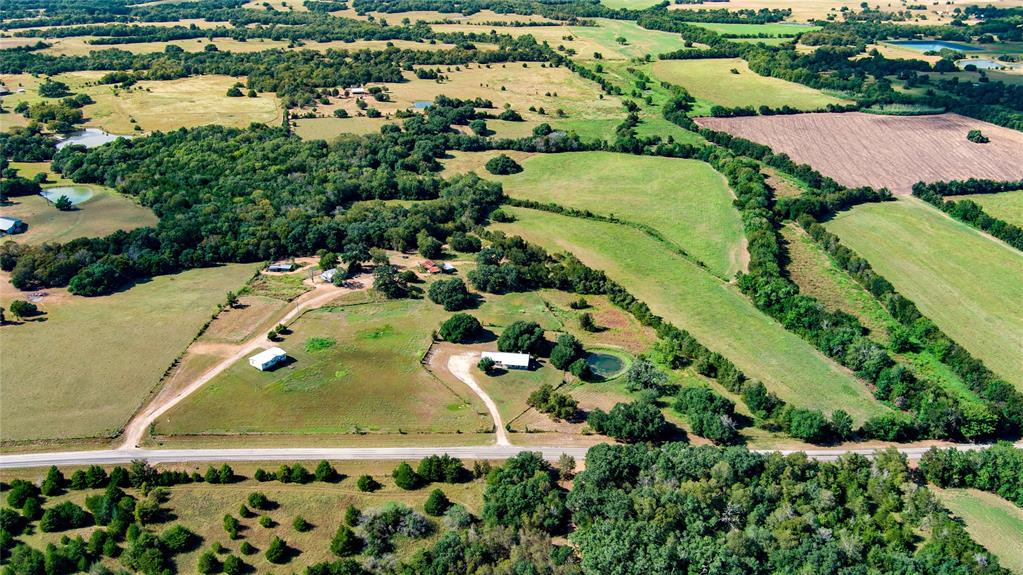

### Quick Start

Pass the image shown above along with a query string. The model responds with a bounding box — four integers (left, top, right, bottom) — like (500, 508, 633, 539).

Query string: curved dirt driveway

(120, 281, 363, 448)
(447, 352, 510, 446)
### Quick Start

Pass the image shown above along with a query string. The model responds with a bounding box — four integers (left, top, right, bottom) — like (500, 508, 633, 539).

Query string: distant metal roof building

(249, 347, 287, 371)
(481, 351, 531, 370)
(267, 263, 295, 272)
(321, 268, 339, 283)
(0, 217, 26, 235)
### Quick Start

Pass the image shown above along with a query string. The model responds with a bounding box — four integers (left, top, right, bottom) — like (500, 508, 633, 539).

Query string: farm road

(447, 352, 510, 446)
(120, 278, 368, 449)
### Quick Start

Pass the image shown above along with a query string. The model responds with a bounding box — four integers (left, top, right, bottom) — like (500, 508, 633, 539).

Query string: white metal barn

(481, 351, 531, 370)
(249, 347, 287, 371)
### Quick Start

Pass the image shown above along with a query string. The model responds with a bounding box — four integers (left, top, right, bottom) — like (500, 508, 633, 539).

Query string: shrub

(428, 278, 473, 311)
(247, 492, 272, 510)
(223, 514, 240, 539)
(424, 489, 451, 516)
(330, 525, 361, 557)
(392, 462, 422, 490)
(439, 313, 482, 343)
(966, 129, 989, 143)
(314, 460, 339, 482)
(477, 356, 496, 373)
(222, 554, 243, 575)
(356, 475, 381, 492)
(240, 541, 257, 555)
(265, 536, 288, 564)
(485, 154, 523, 175)
(442, 504, 475, 529)
(259, 515, 274, 528)
(8, 300, 38, 319)
(624, 359, 667, 394)
(197, 550, 221, 574)
(416, 454, 468, 483)
(345, 505, 361, 527)
(361, 504, 433, 557)
(292, 516, 311, 532)
(40, 501, 91, 532)
(497, 321, 544, 354)
(159, 524, 198, 553)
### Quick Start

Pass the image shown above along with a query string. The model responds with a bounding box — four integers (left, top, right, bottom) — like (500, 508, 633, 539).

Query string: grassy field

(457, 151, 746, 277)
(957, 190, 1023, 227)
(650, 58, 851, 115)
(495, 207, 888, 422)
(2, 162, 158, 244)
(8, 461, 486, 574)
(0, 264, 258, 442)
(689, 22, 820, 36)
(826, 198, 1023, 391)
(294, 116, 395, 139)
(666, 0, 1000, 24)
(933, 488, 1023, 574)
(156, 297, 490, 437)
(2, 73, 282, 134)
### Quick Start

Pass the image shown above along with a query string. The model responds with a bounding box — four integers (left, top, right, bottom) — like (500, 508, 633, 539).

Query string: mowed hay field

(666, 0, 1017, 24)
(0, 264, 258, 442)
(1, 72, 282, 133)
(156, 298, 489, 437)
(651, 59, 851, 115)
(696, 112, 1023, 195)
(3, 163, 158, 244)
(957, 190, 1023, 227)
(826, 198, 1023, 391)
(933, 488, 1023, 574)
(496, 207, 888, 422)
(452, 151, 747, 277)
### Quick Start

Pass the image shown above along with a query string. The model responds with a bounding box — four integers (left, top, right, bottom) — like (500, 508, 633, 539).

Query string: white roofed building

(249, 347, 287, 371)
(481, 351, 531, 370)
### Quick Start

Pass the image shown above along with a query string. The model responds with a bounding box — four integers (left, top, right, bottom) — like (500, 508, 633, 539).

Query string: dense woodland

(2, 446, 1019, 574)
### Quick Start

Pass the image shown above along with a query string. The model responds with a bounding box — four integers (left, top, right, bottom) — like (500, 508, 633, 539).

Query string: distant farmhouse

(249, 347, 287, 371)
(481, 351, 531, 370)
(0, 216, 27, 236)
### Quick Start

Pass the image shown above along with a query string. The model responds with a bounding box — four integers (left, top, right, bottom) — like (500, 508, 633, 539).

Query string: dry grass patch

(696, 112, 1023, 195)
(0, 264, 259, 442)
(666, 0, 1011, 24)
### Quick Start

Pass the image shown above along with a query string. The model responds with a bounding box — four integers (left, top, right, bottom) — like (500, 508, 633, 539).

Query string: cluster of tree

(912, 181, 1023, 251)
(437, 312, 481, 343)
(569, 443, 1013, 575)
(798, 215, 1023, 438)
(390, 455, 469, 491)
(252, 460, 340, 483)
(526, 383, 579, 421)
(496, 320, 545, 354)
(549, 334, 586, 374)
(359, 503, 433, 557)
(919, 443, 1023, 507)
(674, 386, 740, 444)
(587, 399, 672, 443)
(0, 126, 58, 162)
(426, 277, 473, 311)
(484, 153, 523, 175)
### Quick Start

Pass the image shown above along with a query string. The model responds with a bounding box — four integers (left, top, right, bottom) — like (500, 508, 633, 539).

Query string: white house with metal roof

(481, 351, 531, 370)
(249, 347, 287, 371)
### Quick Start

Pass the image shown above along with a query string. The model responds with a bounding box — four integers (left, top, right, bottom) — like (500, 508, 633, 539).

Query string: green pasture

(826, 198, 1023, 392)
(485, 152, 746, 277)
(495, 207, 888, 422)
(956, 190, 1023, 227)
(689, 22, 820, 36)
(650, 58, 852, 114)
(0, 264, 258, 442)
(934, 488, 1023, 574)
(156, 298, 490, 436)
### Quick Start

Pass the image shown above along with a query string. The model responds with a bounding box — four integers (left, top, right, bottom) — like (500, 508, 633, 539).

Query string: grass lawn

(495, 207, 888, 422)
(2, 163, 158, 244)
(650, 58, 852, 115)
(933, 488, 1023, 574)
(156, 298, 490, 437)
(2, 73, 282, 134)
(9, 463, 486, 574)
(0, 264, 258, 442)
(484, 151, 746, 278)
(956, 190, 1023, 227)
(827, 198, 1023, 392)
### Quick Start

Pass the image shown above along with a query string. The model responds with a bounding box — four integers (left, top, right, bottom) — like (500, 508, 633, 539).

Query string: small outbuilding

(421, 259, 442, 274)
(348, 86, 369, 96)
(267, 262, 295, 272)
(321, 268, 340, 283)
(481, 351, 531, 370)
(249, 347, 287, 371)
(442, 262, 456, 273)
(0, 217, 26, 236)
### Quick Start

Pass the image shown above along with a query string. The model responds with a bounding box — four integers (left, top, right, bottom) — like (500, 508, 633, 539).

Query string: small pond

(41, 186, 94, 205)
(585, 351, 627, 380)
(957, 58, 1016, 70)
(888, 40, 981, 52)
(413, 100, 433, 109)
(56, 128, 131, 150)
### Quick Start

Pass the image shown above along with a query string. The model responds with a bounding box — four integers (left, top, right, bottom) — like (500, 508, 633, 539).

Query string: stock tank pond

(41, 186, 94, 206)
(55, 128, 131, 150)
(585, 349, 630, 381)
(889, 40, 980, 52)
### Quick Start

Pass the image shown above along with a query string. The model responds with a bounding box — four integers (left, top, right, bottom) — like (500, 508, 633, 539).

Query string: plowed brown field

(696, 112, 1023, 195)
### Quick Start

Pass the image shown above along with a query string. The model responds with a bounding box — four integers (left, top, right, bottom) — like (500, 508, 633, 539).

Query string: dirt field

(696, 112, 1023, 195)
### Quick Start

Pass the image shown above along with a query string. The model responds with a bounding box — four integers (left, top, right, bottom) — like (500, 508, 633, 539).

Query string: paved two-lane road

(3, 442, 1019, 469)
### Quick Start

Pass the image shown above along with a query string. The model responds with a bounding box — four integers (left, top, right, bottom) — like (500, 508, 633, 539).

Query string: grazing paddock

(666, 0, 1011, 24)
(495, 207, 889, 422)
(1, 72, 282, 133)
(933, 488, 1023, 574)
(826, 198, 1023, 391)
(696, 112, 1023, 195)
(293, 116, 395, 140)
(957, 190, 1023, 227)
(155, 298, 490, 437)
(0, 264, 258, 442)
(479, 151, 747, 277)
(688, 22, 820, 36)
(651, 59, 851, 115)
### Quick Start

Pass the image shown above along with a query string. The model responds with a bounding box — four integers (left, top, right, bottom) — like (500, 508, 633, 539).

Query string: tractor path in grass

(120, 276, 370, 449)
